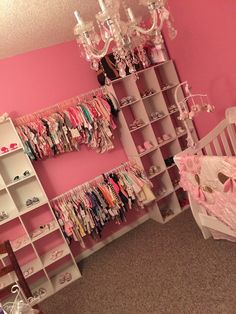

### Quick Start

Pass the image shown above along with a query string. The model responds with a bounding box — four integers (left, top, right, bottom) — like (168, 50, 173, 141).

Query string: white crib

(175, 107, 236, 240)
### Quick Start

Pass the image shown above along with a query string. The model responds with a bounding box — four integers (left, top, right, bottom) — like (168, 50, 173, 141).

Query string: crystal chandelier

(74, 0, 177, 79)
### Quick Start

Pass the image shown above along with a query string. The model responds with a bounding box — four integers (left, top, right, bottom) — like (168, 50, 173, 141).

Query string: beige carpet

(41, 210, 236, 314)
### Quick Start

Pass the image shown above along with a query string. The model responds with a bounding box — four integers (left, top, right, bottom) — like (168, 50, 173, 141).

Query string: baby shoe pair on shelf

(137, 141, 154, 154)
(59, 272, 72, 285)
(150, 111, 165, 121)
(157, 134, 172, 145)
(176, 126, 186, 136)
(26, 197, 40, 207)
(1, 143, 18, 154)
(129, 119, 145, 130)
(141, 88, 156, 98)
(162, 84, 172, 91)
(169, 104, 178, 113)
(120, 96, 136, 107)
(149, 165, 161, 176)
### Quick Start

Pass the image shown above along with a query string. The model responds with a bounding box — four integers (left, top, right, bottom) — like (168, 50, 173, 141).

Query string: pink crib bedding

(177, 155, 236, 239)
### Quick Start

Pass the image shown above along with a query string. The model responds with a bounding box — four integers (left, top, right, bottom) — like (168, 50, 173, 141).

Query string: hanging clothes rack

(50, 161, 155, 246)
(14, 86, 108, 126)
(14, 85, 119, 159)
(51, 161, 131, 202)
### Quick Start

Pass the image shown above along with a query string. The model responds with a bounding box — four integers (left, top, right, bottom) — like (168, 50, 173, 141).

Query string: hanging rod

(14, 85, 108, 126)
(51, 161, 132, 202)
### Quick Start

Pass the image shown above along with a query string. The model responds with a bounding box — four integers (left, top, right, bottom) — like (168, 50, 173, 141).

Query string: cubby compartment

(175, 189, 189, 210)
(152, 116, 176, 142)
(143, 93, 169, 121)
(0, 218, 30, 253)
(154, 60, 179, 89)
(0, 189, 18, 224)
(21, 204, 58, 242)
(27, 271, 53, 302)
(131, 125, 158, 155)
(121, 100, 149, 127)
(3, 244, 41, 280)
(0, 119, 21, 149)
(136, 68, 161, 96)
(140, 149, 165, 179)
(8, 176, 47, 213)
(46, 255, 80, 293)
(34, 230, 70, 268)
(160, 139, 182, 162)
(0, 149, 34, 186)
(151, 171, 173, 200)
(157, 192, 181, 222)
(112, 75, 140, 103)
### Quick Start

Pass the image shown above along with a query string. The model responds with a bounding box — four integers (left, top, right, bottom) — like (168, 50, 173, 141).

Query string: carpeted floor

(41, 211, 236, 314)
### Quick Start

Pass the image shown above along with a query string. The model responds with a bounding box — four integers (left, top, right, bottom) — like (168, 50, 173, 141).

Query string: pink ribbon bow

(223, 178, 235, 193)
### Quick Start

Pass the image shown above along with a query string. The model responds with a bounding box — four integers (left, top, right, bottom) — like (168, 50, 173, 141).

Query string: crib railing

(175, 107, 236, 240)
(180, 107, 236, 157)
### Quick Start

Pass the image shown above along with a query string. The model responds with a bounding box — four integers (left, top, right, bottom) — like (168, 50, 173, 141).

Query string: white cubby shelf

(0, 118, 81, 303)
(108, 59, 197, 224)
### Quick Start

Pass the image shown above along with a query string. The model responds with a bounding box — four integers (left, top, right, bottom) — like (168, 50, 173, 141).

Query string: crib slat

(204, 144, 213, 155)
(212, 138, 223, 156)
(226, 125, 236, 155)
(220, 131, 232, 156)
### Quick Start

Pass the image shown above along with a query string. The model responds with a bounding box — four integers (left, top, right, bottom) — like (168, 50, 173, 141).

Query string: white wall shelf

(0, 118, 81, 303)
(109, 59, 198, 224)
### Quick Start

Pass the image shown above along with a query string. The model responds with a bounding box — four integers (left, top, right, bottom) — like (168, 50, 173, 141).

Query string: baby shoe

(135, 119, 144, 128)
(1, 147, 9, 154)
(162, 134, 171, 141)
(10, 143, 18, 150)
(120, 97, 129, 106)
(137, 145, 145, 154)
(143, 141, 154, 150)
(32, 197, 40, 203)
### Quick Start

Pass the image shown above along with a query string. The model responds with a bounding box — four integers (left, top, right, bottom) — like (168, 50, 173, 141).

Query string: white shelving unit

(108, 59, 198, 223)
(0, 118, 81, 303)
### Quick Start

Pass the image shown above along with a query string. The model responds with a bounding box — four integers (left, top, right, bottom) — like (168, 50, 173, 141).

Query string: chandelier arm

(130, 9, 165, 35)
(83, 36, 114, 59)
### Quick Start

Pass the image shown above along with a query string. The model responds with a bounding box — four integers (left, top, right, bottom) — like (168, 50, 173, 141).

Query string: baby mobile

(174, 81, 215, 148)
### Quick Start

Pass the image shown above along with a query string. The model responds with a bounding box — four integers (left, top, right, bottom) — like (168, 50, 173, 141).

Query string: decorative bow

(223, 177, 236, 193)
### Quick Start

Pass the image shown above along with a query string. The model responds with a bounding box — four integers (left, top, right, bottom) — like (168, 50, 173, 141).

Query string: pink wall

(0, 41, 127, 199)
(1, 0, 235, 197)
(165, 0, 236, 138)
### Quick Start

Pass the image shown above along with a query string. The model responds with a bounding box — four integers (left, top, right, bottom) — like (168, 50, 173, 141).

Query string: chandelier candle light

(73, 0, 177, 78)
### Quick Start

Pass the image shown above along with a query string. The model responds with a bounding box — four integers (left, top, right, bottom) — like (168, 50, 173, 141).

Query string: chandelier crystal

(74, 0, 177, 78)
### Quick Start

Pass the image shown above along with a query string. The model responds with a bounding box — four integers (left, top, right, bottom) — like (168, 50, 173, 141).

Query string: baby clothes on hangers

(51, 163, 155, 247)
(16, 93, 119, 160)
